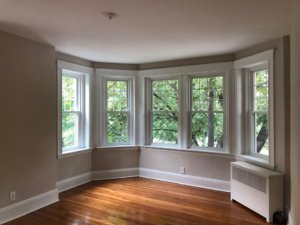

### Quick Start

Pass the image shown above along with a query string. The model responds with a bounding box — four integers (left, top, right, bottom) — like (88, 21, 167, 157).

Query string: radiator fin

(232, 167, 266, 193)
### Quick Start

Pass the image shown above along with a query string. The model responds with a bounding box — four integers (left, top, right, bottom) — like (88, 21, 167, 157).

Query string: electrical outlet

(180, 166, 185, 174)
(10, 192, 16, 201)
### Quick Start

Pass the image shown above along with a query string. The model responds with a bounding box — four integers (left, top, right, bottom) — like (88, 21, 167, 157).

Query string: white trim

(0, 189, 58, 225)
(57, 60, 94, 156)
(139, 168, 230, 192)
(92, 168, 139, 180)
(57, 172, 92, 192)
(138, 62, 233, 77)
(234, 50, 274, 69)
(140, 146, 235, 159)
(58, 60, 94, 74)
(96, 69, 137, 147)
(57, 148, 92, 159)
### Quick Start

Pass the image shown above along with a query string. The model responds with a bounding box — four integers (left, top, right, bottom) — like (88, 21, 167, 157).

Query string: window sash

(150, 79, 179, 145)
(190, 75, 225, 150)
(249, 69, 270, 159)
(61, 72, 85, 153)
(105, 111, 129, 145)
(104, 79, 130, 146)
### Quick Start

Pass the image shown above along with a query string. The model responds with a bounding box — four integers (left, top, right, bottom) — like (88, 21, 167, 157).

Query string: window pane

(106, 112, 128, 144)
(191, 112, 223, 148)
(191, 76, 224, 149)
(152, 80, 178, 111)
(255, 113, 269, 156)
(152, 80, 179, 144)
(253, 70, 269, 156)
(152, 112, 178, 144)
(254, 70, 268, 112)
(62, 112, 79, 148)
(107, 81, 127, 111)
(192, 77, 223, 111)
(62, 75, 79, 111)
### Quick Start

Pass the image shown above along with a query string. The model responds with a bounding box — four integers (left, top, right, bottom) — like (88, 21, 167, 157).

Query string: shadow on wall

(0, 21, 51, 45)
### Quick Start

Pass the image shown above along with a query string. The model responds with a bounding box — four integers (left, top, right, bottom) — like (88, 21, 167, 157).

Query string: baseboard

(57, 172, 92, 193)
(92, 168, 139, 180)
(139, 168, 230, 192)
(0, 189, 58, 225)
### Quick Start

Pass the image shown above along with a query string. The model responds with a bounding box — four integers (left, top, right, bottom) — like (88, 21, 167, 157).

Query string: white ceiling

(0, 0, 291, 63)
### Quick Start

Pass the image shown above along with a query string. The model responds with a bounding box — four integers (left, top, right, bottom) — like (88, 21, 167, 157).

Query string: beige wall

(0, 31, 57, 208)
(92, 147, 140, 171)
(289, 0, 300, 224)
(57, 152, 92, 181)
(140, 148, 234, 181)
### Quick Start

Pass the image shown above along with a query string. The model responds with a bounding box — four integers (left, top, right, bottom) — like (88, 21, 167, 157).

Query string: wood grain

(4, 178, 279, 225)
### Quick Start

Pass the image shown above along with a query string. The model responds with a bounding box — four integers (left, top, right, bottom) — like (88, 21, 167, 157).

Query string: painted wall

(140, 148, 234, 181)
(0, 31, 57, 208)
(92, 147, 140, 171)
(57, 152, 92, 181)
(289, 0, 300, 224)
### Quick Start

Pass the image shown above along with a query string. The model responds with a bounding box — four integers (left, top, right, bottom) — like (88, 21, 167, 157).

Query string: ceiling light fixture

(102, 12, 118, 20)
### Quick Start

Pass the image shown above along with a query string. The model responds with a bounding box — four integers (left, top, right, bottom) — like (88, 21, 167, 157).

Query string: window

(61, 72, 82, 149)
(249, 69, 270, 157)
(58, 61, 92, 155)
(151, 79, 179, 145)
(190, 76, 224, 150)
(105, 80, 129, 145)
(234, 49, 274, 165)
(97, 70, 136, 147)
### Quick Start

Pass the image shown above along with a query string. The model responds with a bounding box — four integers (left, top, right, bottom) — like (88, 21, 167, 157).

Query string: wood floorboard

(4, 177, 280, 225)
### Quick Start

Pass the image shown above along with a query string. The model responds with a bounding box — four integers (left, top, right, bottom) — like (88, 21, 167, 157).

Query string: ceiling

(0, 0, 291, 64)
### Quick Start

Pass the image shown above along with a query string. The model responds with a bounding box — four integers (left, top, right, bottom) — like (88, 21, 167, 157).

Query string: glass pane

(254, 70, 268, 112)
(191, 112, 223, 148)
(62, 112, 79, 148)
(192, 76, 223, 111)
(152, 80, 178, 111)
(255, 113, 269, 156)
(107, 112, 128, 144)
(62, 76, 79, 111)
(106, 80, 127, 111)
(152, 112, 178, 144)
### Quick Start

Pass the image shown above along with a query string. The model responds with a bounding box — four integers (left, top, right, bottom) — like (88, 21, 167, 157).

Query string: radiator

(230, 161, 283, 222)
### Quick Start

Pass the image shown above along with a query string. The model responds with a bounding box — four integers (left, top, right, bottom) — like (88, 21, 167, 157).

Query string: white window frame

(96, 69, 137, 147)
(234, 49, 274, 167)
(145, 76, 181, 147)
(188, 73, 227, 152)
(57, 61, 93, 156)
(139, 62, 232, 152)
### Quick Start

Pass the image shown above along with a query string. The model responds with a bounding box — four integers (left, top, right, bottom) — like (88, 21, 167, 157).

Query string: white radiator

(230, 161, 283, 222)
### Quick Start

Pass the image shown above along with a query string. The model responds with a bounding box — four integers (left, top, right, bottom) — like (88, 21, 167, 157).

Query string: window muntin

(61, 70, 82, 151)
(251, 69, 269, 156)
(191, 76, 224, 149)
(151, 79, 179, 144)
(105, 80, 129, 145)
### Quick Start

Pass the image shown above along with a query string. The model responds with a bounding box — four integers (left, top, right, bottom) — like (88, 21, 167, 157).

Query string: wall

(289, 0, 300, 224)
(57, 152, 92, 182)
(140, 148, 234, 181)
(92, 147, 140, 171)
(0, 31, 57, 208)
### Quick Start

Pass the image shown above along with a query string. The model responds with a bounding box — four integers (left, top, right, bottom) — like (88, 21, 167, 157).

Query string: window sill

(236, 154, 275, 170)
(58, 148, 93, 159)
(95, 145, 139, 151)
(140, 145, 235, 159)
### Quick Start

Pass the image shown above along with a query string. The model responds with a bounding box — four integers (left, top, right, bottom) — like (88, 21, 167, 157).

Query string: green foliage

(152, 80, 179, 144)
(191, 76, 224, 148)
(254, 70, 269, 155)
(62, 75, 78, 148)
(106, 80, 128, 144)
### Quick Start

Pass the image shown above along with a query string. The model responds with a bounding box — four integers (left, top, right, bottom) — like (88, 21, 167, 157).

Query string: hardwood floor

(5, 178, 279, 225)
